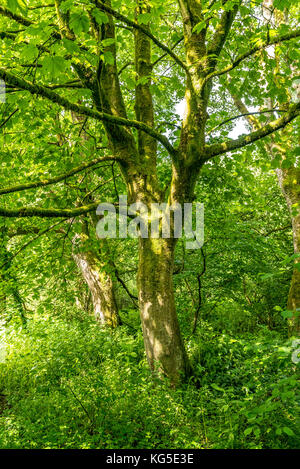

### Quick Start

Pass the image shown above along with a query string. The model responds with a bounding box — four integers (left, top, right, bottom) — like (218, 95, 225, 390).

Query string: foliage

(0, 0, 299, 450)
(0, 317, 298, 449)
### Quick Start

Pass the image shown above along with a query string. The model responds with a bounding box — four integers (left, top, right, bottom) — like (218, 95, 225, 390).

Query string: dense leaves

(0, 0, 299, 450)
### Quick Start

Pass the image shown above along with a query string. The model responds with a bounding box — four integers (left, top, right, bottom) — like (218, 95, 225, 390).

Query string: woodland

(0, 0, 299, 450)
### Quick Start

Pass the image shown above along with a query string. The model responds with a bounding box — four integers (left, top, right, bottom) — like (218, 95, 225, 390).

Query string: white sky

(175, 99, 249, 139)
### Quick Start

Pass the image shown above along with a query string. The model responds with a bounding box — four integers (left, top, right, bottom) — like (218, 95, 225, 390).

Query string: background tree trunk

(277, 167, 300, 334)
(73, 247, 120, 327)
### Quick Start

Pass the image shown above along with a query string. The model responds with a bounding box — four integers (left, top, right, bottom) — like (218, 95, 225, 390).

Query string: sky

(175, 99, 249, 139)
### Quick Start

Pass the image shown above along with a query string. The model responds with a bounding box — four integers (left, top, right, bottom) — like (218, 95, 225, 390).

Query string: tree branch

(206, 2, 239, 72)
(95, 0, 188, 74)
(0, 68, 176, 156)
(134, 3, 157, 164)
(207, 109, 285, 134)
(204, 28, 300, 83)
(205, 101, 300, 159)
(0, 155, 119, 196)
(152, 37, 183, 67)
(0, 203, 99, 218)
(0, 5, 32, 27)
(0, 108, 19, 130)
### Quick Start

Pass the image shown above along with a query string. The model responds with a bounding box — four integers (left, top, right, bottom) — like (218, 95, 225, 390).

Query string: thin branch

(191, 247, 206, 335)
(0, 31, 16, 39)
(205, 101, 300, 160)
(152, 37, 184, 67)
(0, 108, 19, 130)
(258, 224, 291, 237)
(0, 156, 119, 196)
(118, 61, 133, 75)
(204, 28, 300, 84)
(113, 265, 138, 306)
(46, 81, 83, 90)
(207, 109, 285, 135)
(5, 220, 66, 264)
(28, 3, 55, 10)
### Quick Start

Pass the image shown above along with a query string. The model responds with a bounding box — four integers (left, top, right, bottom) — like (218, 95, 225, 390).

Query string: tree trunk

(277, 166, 300, 335)
(137, 237, 190, 385)
(73, 249, 120, 327)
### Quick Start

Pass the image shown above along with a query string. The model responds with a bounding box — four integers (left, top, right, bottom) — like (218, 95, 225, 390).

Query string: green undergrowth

(0, 316, 299, 449)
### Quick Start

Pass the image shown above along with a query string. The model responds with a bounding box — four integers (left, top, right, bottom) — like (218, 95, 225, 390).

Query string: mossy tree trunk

(138, 237, 191, 384)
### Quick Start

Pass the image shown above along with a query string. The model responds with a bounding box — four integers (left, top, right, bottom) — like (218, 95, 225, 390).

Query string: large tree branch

(134, 3, 157, 165)
(0, 155, 118, 196)
(207, 108, 285, 134)
(206, 2, 239, 72)
(95, 0, 188, 74)
(204, 28, 300, 84)
(54, 0, 75, 41)
(0, 68, 176, 156)
(205, 101, 300, 159)
(0, 202, 99, 218)
(0, 5, 32, 27)
(0, 31, 17, 40)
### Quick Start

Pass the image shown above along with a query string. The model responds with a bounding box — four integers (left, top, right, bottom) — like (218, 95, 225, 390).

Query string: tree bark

(73, 247, 120, 327)
(277, 166, 300, 334)
(137, 236, 191, 384)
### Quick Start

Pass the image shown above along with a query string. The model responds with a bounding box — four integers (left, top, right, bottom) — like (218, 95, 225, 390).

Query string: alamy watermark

(96, 196, 204, 249)
(291, 339, 300, 364)
(0, 320, 6, 364)
(0, 79, 6, 103)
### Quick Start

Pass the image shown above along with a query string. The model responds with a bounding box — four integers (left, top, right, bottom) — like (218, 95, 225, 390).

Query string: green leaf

(42, 56, 67, 79)
(192, 21, 206, 34)
(103, 51, 114, 65)
(92, 8, 109, 25)
(70, 12, 90, 35)
(137, 13, 152, 24)
(59, 0, 73, 13)
(281, 310, 293, 319)
(283, 427, 295, 436)
(101, 38, 115, 47)
(6, 0, 18, 13)
(62, 39, 80, 54)
(244, 427, 253, 436)
(211, 383, 225, 392)
(21, 44, 39, 61)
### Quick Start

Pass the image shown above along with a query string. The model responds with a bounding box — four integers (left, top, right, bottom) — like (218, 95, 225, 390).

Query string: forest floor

(0, 314, 299, 449)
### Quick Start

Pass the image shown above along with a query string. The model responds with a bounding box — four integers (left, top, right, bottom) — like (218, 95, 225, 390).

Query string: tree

(0, 0, 299, 383)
